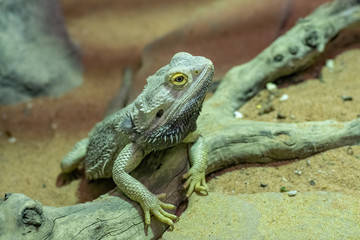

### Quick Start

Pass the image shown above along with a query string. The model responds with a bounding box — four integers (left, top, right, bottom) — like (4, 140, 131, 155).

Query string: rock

(234, 111, 243, 119)
(287, 190, 297, 197)
(0, 0, 82, 104)
(279, 94, 289, 101)
(341, 95, 353, 101)
(277, 113, 287, 119)
(163, 192, 360, 239)
(266, 82, 278, 92)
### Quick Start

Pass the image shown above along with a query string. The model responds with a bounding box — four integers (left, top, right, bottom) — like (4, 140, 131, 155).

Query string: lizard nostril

(4, 193, 12, 201)
(156, 109, 164, 118)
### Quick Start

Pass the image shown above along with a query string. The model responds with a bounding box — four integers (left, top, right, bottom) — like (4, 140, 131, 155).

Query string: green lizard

(60, 52, 214, 227)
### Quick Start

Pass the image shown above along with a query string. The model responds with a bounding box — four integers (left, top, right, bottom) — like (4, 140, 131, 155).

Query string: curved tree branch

(205, 118, 360, 173)
(203, 0, 360, 116)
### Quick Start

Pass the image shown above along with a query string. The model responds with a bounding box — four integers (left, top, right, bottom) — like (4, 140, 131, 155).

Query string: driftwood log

(1, 0, 360, 239)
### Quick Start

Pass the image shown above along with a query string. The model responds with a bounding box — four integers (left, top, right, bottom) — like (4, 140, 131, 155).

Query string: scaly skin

(60, 52, 214, 227)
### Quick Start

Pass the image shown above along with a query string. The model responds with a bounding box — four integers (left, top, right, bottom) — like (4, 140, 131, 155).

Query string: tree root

(205, 118, 360, 173)
(204, 0, 360, 115)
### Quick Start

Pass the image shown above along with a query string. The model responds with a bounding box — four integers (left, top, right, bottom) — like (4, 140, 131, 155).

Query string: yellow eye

(170, 73, 188, 86)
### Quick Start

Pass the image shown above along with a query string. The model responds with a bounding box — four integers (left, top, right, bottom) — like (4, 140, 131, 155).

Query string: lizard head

(132, 52, 214, 148)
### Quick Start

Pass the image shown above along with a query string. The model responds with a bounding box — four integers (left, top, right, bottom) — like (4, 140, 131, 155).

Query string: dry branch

(204, 118, 360, 173)
(1, 0, 360, 239)
(204, 0, 360, 116)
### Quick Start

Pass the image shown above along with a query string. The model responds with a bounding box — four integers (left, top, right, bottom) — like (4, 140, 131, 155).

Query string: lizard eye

(170, 73, 188, 86)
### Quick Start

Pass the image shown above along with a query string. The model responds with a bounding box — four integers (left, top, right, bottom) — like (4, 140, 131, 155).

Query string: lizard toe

(141, 193, 177, 227)
(183, 169, 208, 197)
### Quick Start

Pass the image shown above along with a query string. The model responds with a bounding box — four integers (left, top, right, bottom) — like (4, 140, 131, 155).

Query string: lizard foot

(56, 169, 82, 187)
(183, 169, 209, 197)
(141, 193, 178, 227)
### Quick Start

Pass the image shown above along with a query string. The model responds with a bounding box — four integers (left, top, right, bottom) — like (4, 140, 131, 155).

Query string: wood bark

(1, 0, 360, 239)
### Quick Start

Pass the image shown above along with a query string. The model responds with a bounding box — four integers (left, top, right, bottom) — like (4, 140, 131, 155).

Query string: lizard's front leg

(182, 132, 209, 197)
(112, 143, 178, 227)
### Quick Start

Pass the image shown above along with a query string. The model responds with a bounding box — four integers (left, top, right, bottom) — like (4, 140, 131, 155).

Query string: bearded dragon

(60, 52, 214, 227)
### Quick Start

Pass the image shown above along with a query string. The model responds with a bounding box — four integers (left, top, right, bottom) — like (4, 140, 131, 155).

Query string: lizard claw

(183, 169, 208, 197)
(141, 193, 178, 227)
